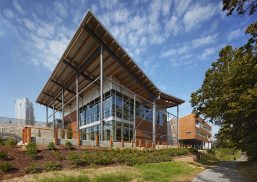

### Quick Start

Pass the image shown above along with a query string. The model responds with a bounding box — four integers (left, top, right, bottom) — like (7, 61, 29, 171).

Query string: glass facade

(80, 89, 167, 141)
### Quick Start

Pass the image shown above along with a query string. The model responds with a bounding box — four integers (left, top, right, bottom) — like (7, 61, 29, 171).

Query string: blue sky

(0, 0, 256, 135)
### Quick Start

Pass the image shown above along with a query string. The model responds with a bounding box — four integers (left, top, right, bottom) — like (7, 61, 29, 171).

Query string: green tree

(191, 25, 257, 159)
(222, 0, 257, 16)
(191, 0, 257, 160)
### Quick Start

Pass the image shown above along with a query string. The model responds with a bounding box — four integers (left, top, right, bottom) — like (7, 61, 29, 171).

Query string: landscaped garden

(0, 139, 203, 181)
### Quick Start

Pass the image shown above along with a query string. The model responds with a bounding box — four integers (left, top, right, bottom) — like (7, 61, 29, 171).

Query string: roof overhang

(36, 10, 184, 110)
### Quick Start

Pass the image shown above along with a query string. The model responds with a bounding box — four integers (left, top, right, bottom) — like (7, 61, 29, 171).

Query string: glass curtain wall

(80, 89, 167, 141)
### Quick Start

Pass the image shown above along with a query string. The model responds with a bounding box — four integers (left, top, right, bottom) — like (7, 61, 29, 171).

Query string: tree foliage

(191, 5, 257, 158)
(222, 0, 257, 16)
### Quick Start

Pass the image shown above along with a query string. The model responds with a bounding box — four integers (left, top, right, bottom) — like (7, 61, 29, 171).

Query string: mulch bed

(0, 145, 102, 180)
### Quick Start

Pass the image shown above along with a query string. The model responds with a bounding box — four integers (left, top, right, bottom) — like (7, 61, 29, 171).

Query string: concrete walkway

(193, 155, 247, 182)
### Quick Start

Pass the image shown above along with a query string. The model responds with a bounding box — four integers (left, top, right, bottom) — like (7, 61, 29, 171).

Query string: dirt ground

(0, 145, 98, 180)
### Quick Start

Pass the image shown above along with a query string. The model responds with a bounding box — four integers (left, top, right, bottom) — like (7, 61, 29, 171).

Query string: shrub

(44, 162, 62, 171)
(65, 141, 74, 150)
(68, 151, 84, 166)
(66, 127, 73, 139)
(47, 142, 56, 150)
(53, 151, 65, 161)
(26, 164, 41, 174)
(26, 142, 37, 159)
(5, 138, 16, 146)
(0, 138, 4, 146)
(0, 151, 8, 160)
(0, 162, 13, 172)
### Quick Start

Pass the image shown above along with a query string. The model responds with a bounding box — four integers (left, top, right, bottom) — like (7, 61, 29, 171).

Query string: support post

(62, 88, 64, 130)
(46, 106, 48, 126)
(99, 44, 104, 141)
(133, 95, 136, 145)
(53, 101, 55, 130)
(152, 101, 156, 144)
(76, 72, 79, 137)
(177, 104, 179, 145)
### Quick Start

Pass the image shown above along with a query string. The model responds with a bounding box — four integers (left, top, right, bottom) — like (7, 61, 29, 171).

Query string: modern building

(15, 98, 34, 125)
(36, 11, 184, 146)
(178, 113, 212, 149)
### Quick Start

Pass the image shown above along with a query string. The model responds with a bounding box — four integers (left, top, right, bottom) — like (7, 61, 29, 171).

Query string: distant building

(15, 98, 34, 125)
(178, 113, 212, 149)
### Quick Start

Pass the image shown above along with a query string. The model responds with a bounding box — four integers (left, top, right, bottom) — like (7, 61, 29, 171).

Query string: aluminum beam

(76, 72, 79, 133)
(84, 25, 154, 99)
(152, 101, 156, 144)
(62, 88, 64, 129)
(133, 95, 136, 143)
(99, 44, 104, 141)
(177, 105, 179, 142)
(46, 106, 48, 125)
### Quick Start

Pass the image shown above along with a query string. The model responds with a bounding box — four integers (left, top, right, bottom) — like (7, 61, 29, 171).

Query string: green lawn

(37, 162, 203, 182)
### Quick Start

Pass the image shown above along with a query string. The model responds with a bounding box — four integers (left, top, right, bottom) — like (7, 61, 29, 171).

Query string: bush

(44, 162, 62, 171)
(53, 151, 65, 161)
(68, 151, 84, 166)
(26, 164, 41, 174)
(0, 138, 4, 146)
(0, 162, 13, 172)
(66, 127, 73, 139)
(26, 142, 37, 159)
(5, 138, 16, 146)
(0, 151, 8, 160)
(65, 141, 74, 150)
(47, 142, 56, 150)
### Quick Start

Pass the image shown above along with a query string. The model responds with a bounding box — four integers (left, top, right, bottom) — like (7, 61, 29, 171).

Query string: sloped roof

(36, 10, 184, 110)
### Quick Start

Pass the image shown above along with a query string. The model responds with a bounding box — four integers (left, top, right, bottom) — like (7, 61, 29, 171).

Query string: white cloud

(165, 16, 180, 36)
(200, 47, 216, 60)
(23, 19, 36, 30)
(192, 34, 218, 48)
(175, 0, 191, 17)
(161, 44, 190, 58)
(3, 9, 14, 19)
(183, 3, 218, 32)
(227, 29, 242, 41)
(13, 0, 25, 15)
(54, 1, 68, 18)
(161, 0, 172, 16)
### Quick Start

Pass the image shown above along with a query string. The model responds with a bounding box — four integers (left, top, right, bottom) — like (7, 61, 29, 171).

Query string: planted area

(0, 144, 195, 180)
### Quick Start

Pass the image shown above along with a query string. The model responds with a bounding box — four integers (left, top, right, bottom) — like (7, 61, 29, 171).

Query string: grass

(39, 175, 90, 182)
(21, 161, 203, 182)
(94, 173, 131, 182)
(137, 162, 202, 182)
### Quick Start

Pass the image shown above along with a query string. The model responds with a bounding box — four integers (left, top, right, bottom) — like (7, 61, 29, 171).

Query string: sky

(0, 0, 256, 135)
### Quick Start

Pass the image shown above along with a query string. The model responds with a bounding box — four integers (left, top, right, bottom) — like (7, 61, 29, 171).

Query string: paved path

(193, 155, 247, 182)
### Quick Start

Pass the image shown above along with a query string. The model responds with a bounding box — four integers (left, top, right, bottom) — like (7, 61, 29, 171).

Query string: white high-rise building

(15, 98, 34, 124)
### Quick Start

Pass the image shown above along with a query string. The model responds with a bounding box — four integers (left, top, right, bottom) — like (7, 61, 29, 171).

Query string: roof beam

(84, 25, 154, 99)
(50, 79, 84, 99)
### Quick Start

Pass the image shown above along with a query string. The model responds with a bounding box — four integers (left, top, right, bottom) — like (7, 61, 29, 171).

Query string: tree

(190, 0, 257, 159)
(222, 0, 257, 16)
(191, 5, 257, 158)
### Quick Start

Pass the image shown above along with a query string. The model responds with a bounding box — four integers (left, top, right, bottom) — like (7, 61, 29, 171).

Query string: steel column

(177, 104, 179, 143)
(53, 101, 55, 130)
(152, 101, 156, 144)
(133, 95, 136, 143)
(99, 44, 104, 141)
(46, 106, 48, 126)
(76, 72, 79, 133)
(62, 88, 64, 129)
